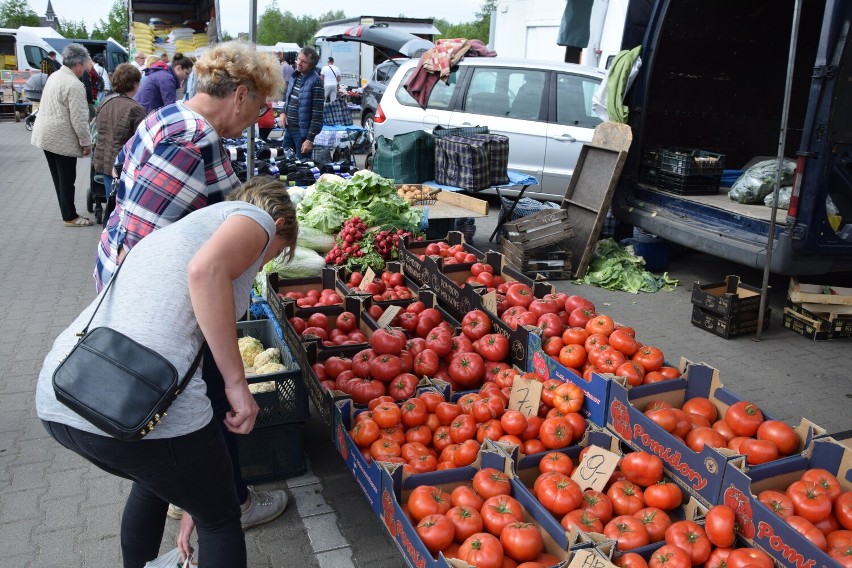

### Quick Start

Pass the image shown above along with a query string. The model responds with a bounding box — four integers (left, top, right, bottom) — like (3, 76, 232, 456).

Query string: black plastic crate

(239, 421, 306, 483)
(640, 166, 721, 195)
(655, 147, 725, 177)
(237, 320, 307, 427)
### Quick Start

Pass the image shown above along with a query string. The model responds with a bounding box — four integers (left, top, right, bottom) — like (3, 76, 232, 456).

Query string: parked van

(612, 0, 852, 275)
(44, 38, 128, 73)
(0, 28, 59, 72)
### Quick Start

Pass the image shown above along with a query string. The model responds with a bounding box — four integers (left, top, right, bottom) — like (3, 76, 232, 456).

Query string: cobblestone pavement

(0, 121, 848, 568)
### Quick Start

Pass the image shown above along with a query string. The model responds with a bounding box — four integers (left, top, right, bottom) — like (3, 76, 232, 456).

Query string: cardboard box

(261, 268, 339, 324)
(720, 437, 850, 568)
(527, 333, 614, 427)
(787, 277, 852, 306)
(784, 298, 852, 334)
(690, 305, 770, 339)
(691, 275, 765, 317)
(782, 309, 852, 341)
(398, 231, 483, 288)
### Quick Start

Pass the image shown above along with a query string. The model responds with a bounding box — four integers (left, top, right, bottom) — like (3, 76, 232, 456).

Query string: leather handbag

(53, 257, 203, 442)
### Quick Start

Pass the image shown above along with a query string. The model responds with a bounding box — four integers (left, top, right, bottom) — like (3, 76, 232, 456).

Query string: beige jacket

(31, 66, 91, 157)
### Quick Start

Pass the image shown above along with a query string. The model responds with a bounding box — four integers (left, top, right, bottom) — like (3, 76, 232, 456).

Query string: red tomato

(649, 545, 692, 568)
(458, 533, 504, 568)
(836, 491, 852, 530)
(582, 490, 613, 524)
(407, 485, 452, 522)
(562, 509, 604, 534)
(462, 310, 492, 341)
(756, 420, 799, 456)
(632, 346, 664, 372)
(665, 520, 711, 566)
(535, 472, 582, 516)
(539, 452, 574, 476)
(528, 298, 560, 319)
(726, 548, 774, 568)
(552, 382, 584, 415)
(506, 283, 534, 308)
(477, 333, 511, 362)
(787, 480, 833, 523)
(607, 481, 646, 516)
(633, 506, 672, 542)
(757, 489, 795, 518)
(603, 515, 651, 551)
(620, 452, 664, 487)
(564, 295, 595, 314)
(473, 468, 512, 499)
(801, 468, 842, 503)
(704, 504, 736, 548)
(448, 352, 486, 389)
(480, 495, 525, 537)
(447, 506, 484, 544)
(608, 329, 639, 356)
(787, 515, 827, 551)
(685, 427, 728, 452)
(724, 400, 764, 437)
(416, 514, 455, 553)
(739, 438, 780, 465)
(568, 307, 596, 328)
(350, 418, 380, 448)
(539, 417, 574, 450)
(643, 480, 683, 511)
(681, 397, 718, 423)
(614, 553, 649, 568)
(500, 522, 544, 562)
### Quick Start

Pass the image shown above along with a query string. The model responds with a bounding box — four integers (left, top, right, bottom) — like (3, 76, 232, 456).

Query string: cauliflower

(249, 380, 276, 393)
(238, 336, 264, 368)
(253, 348, 281, 369)
(254, 362, 285, 375)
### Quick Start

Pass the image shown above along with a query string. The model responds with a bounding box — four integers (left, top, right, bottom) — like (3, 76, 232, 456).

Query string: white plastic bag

(143, 547, 194, 568)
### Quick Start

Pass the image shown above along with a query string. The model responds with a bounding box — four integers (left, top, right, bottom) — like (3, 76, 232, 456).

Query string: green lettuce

(575, 239, 678, 293)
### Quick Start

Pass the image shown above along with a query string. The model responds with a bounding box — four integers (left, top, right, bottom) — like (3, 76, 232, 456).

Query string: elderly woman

(31, 43, 94, 227)
(37, 176, 298, 568)
(92, 63, 146, 205)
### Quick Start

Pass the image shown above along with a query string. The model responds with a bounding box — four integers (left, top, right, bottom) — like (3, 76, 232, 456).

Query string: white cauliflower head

(253, 348, 281, 369)
(254, 362, 285, 375)
(238, 336, 264, 368)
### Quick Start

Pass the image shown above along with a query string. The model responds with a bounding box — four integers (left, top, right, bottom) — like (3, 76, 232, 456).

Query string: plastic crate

(237, 320, 307, 427)
(640, 166, 721, 195)
(239, 421, 306, 483)
(655, 147, 725, 177)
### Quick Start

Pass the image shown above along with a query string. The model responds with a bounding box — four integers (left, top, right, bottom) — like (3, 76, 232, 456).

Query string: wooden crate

(500, 237, 573, 280)
(502, 208, 574, 250)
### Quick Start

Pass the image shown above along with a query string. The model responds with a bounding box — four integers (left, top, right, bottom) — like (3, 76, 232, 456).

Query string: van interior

(1, 34, 50, 69)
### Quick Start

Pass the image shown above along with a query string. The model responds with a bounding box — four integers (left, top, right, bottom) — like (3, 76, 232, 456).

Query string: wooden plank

(435, 189, 490, 216)
(590, 122, 633, 152)
(788, 277, 852, 306)
(561, 144, 627, 278)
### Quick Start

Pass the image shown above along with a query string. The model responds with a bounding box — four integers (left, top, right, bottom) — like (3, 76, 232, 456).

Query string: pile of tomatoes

(344, 269, 416, 302)
(278, 287, 344, 308)
(288, 310, 367, 346)
(405, 468, 563, 567)
(641, 398, 803, 465)
(749, 468, 851, 564)
(416, 241, 481, 265)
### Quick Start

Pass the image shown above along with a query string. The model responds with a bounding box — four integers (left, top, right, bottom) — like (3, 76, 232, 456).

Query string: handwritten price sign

(508, 377, 543, 417)
(358, 267, 376, 290)
(571, 445, 621, 492)
(567, 549, 618, 568)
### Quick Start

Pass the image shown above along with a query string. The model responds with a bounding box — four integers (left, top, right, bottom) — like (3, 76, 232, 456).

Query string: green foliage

(221, 30, 233, 42)
(56, 19, 89, 39)
(0, 0, 39, 28)
(431, 0, 496, 43)
(89, 0, 126, 43)
(254, 3, 346, 50)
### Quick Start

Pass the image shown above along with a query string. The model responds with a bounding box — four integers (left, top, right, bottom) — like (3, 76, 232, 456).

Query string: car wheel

(362, 111, 375, 144)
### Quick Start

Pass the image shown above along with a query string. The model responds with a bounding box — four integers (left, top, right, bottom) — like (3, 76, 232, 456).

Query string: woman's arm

(187, 214, 270, 434)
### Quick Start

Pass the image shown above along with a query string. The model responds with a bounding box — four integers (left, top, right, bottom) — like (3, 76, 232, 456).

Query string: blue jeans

(43, 419, 245, 568)
(283, 128, 308, 160)
(101, 174, 113, 199)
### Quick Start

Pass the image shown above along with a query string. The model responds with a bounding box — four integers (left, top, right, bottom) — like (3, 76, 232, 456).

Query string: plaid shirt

(94, 101, 239, 291)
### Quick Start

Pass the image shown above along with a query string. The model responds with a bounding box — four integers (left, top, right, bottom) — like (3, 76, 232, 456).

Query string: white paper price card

(567, 549, 617, 568)
(480, 290, 497, 314)
(508, 377, 543, 417)
(571, 445, 621, 493)
(260, 272, 269, 299)
(358, 267, 376, 290)
(376, 305, 402, 329)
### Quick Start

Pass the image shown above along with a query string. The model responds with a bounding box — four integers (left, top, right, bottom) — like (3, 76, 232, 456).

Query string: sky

(37, 0, 484, 36)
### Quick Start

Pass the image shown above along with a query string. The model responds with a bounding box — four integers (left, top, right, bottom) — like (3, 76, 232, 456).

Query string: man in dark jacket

(134, 54, 193, 113)
(277, 47, 324, 159)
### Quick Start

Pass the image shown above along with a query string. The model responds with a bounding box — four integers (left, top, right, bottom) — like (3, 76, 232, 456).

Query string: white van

(0, 27, 60, 72)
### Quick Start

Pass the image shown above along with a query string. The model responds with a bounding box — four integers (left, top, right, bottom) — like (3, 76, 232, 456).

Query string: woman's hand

(223, 380, 259, 434)
(177, 512, 196, 562)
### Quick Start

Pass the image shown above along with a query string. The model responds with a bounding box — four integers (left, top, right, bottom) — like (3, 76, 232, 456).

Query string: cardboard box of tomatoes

(378, 446, 575, 568)
(398, 231, 483, 288)
(263, 268, 340, 325)
(719, 436, 851, 568)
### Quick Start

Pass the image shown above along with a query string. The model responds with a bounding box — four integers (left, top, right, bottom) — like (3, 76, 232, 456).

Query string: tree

(256, 0, 287, 46)
(90, 0, 127, 43)
(57, 19, 89, 39)
(0, 0, 39, 28)
(433, 0, 497, 44)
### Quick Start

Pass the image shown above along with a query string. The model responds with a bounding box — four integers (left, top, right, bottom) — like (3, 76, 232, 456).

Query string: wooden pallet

(502, 208, 574, 250)
(500, 237, 573, 280)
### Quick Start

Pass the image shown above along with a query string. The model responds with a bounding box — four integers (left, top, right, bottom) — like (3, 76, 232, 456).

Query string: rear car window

(555, 73, 602, 128)
(395, 68, 458, 109)
(465, 67, 547, 120)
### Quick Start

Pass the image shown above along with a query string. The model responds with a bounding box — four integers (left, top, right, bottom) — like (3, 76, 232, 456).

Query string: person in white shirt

(93, 54, 112, 99)
(132, 51, 146, 71)
(319, 56, 341, 102)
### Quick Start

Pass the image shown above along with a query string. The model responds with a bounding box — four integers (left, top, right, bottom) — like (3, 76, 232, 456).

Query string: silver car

(372, 58, 606, 200)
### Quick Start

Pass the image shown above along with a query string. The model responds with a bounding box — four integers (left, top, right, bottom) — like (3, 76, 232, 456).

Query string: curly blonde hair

(226, 176, 298, 261)
(194, 41, 284, 101)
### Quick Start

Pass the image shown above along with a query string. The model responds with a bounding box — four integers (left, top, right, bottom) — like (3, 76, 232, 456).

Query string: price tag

(567, 549, 618, 568)
(358, 267, 376, 290)
(508, 377, 543, 417)
(571, 445, 621, 493)
(376, 305, 402, 328)
(480, 290, 497, 314)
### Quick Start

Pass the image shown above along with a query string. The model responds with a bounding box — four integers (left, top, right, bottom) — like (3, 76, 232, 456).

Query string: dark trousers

(201, 344, 249, 504)
(44, 150, 79, 222)
(43, 419, 246, 568)
(284, 128, 308, 160)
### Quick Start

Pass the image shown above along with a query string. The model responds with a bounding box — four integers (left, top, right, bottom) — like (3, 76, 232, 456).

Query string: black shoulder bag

(53, 258, 204, 441)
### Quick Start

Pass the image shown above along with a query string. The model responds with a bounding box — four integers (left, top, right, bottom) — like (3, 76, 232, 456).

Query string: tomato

(726, 547, 774, 568)
(645, 409, 678, 434)
(537, 452, 574, 476)
(449, 352, 486, 389)
(615, 553, 649, 568)
(408, 485, 452, 522)
(477, 419, 504, 444)
(704, 548, 733, 568)
(562, 509, 604, 534)
(669, 409, 693, 439)
(801, 468, 842, 503)
(616, 361, 646, 387)
(474, 468, 512, 499)
(739, 438, 780, 465)
(813, 511, 840, 536)
(704, 504, 736, 547)
(787, 480, 833, 523)
(415, 513, 455, 553)
(536, 473, 582, 515)
(633, 506, 672, 542)
(447, 506, 484, 544)
(603, 515, 651, 551)
(454, 439, 481, 467)
(827, 531, 852, 567)
(380, 425, 406, 445)
(649, 545, 692, 568)
(553, 382, 585, 414)
(724, 401, 764, 437)
(837, 491, 852, 530)
(632, 346, 664, 372)
(506, 283, 534, 308)
(370, 438, 401, 461)
(581, 490, 613, 524)
(562, 327, 589, 346)
(564, 412, 588, 442)
(501, 522, 544, 562)
(665, 520, 711, 566)
(753, 419, 799, 456)
(450, 414, 478, 444)
(787, 515, 827, 551)
(350, 418, 380, 448)
(558, 344, 587, 369)
(607, 481, 646, 516)
(458, 393, 482, 415)
(462, 310, 492, 341)
(371, 402, 401, 428)
(458, 533, 504, 568)
(681, 397, 718, 423)
(478, 333, 511, 362)
(596, 348, 627, 374)
(685, 427, 728, 452)
(539, 417, 574, 450)
(349, 377, 386, 405)
(585, 314, 615, 337)
(481, 495, 525, 536)
(536, 313, 564, 339)
(436, 402, 463, 426)
(643, 480, 683, 511)
(451, 485, 486, 511)
(608, 329, 639, 356)
(620, 452, 664, 487)
(499, 410, 528, 437)
(371, 328, 407, 355)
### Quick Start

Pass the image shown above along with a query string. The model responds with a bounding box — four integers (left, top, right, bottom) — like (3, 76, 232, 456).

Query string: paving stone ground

(0, 120, 848, 568)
